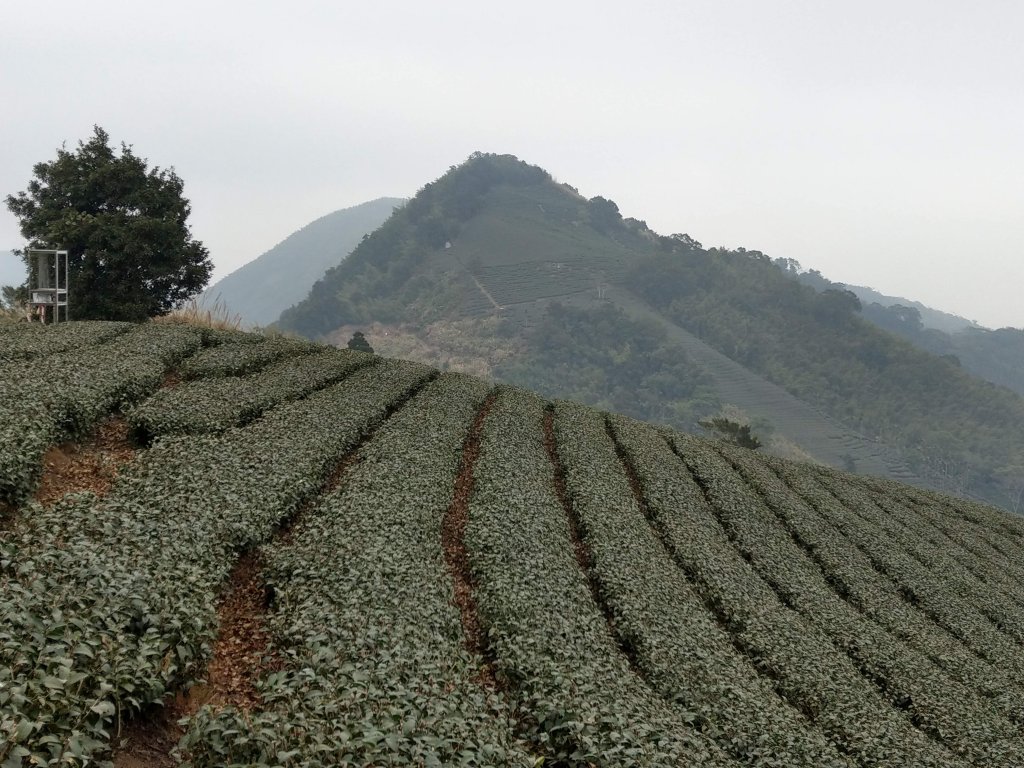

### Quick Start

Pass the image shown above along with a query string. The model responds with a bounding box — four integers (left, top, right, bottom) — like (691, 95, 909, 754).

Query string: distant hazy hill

(0, 250, 25, 289)
(798, 267, 1024, 398)
(799, 273, 981, 334)
(203, 198, 402, 327)
(278, 153, 1024, 508)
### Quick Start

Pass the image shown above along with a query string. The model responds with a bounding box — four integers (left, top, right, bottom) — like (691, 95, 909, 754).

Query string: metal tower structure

(28, 248, 69, 323)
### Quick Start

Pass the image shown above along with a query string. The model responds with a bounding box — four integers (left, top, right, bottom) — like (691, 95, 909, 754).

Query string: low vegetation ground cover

(128, 348, 375, 440)
(2, 323, 1024, 767)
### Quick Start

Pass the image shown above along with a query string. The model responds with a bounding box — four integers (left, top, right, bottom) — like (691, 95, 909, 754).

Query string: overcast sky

(3, 1, 1022, 328)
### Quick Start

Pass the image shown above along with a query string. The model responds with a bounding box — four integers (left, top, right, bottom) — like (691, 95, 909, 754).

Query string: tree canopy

(347, 330, 374, 354)
(5, 126, 212, 321)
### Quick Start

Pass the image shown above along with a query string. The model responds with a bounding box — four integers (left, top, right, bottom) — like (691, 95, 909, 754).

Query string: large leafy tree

(5, 126, 212, 320)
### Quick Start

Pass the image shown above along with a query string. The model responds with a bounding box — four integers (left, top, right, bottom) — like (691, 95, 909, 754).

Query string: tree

(699, 416, 762, 450)
(347, 330, 374, 354)
(1, 284, 28, 313)
(5, 126, 212, 321)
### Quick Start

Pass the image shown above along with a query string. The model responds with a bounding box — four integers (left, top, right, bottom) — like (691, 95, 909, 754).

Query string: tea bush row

(0, 321, 132, 360)
(721, 445, 1024, 721)
(551, 401, 850, 767)
(129, 349, 376, 440)
(823, 470, 1024, 642)
(0, 324, 202, 505)
(779, 463, 1024, 691)
(607, 415, 963, 768)
(180, 336, 319, 379)
(0, 359, 434, 767)
(466, 388, 727, 766)
(669, 431, 1024, 766)
(182, 374, 535, 767)
(884, 485, 1024, 594)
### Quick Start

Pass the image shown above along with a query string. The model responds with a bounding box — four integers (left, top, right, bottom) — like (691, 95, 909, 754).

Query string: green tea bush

(0, 324, 202, 505)
(129, 349, 375, 440)
(0, 321, 132, 361)
(608, 415, 964, 768)
(466, 388, 731, 766)
(552, 401, 850, 767)
(670, 431, 1023, 765)
(180, 336, 318, 379)
(0, 359, 433, 766)
(183, 374, 535, 767)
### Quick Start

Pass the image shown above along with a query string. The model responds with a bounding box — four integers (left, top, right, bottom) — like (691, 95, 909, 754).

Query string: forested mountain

(798, 272, 981, 334)
(203, 198, 402, 326)
(799, 268, 1024, 398)
(278, 153, 1024, 509)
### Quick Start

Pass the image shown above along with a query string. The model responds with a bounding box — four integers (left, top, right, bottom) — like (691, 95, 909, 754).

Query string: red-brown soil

(441, 393, 497, 687)
(34, 416, 136, 506)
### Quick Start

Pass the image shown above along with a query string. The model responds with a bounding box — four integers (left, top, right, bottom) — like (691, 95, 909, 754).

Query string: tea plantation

(2, 321, 1024, 767)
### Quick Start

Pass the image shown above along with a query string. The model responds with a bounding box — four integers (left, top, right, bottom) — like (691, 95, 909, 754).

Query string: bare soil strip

(111, 704, 185, 768)
(441, 391, 498, 686)
(113, 372, 439, 765)
(161, 370, 183, 390)
(182, 552, 284, 717)
(34, 416, 137, 506)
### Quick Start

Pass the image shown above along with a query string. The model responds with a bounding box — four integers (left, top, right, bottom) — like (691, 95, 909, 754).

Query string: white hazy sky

(3, 1, 1022, 328)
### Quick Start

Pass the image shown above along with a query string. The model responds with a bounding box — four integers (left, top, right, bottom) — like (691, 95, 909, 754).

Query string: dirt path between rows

(113, 377, 438, 765)
(441, 392, 498, 687)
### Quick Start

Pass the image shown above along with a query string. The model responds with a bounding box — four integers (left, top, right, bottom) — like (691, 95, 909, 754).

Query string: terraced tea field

(2, 321, 1024, 767)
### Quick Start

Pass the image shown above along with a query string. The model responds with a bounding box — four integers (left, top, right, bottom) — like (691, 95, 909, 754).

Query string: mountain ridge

(202, 197, 402, 327)
(276, 152, 1024, 509)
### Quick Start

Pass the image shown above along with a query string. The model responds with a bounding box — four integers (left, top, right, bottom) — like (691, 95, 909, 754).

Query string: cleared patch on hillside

(34, 416, 136, 506)
(326, 318, 522, 380)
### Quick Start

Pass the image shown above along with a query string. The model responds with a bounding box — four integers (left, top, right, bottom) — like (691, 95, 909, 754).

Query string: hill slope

(798, 272, 982, 334)
(3, 321, 1024, 766)
(799, 269, 1024, 398)
(278, 153, 1024, 508)
(202, 197, 402, 326)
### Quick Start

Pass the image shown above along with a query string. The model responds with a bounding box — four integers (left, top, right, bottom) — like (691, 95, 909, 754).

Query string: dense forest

(799, 270, 1024, 397)
(625, 247, 1024, 503)
(494, 302, 719, 430)
(277, 155, 555, 335)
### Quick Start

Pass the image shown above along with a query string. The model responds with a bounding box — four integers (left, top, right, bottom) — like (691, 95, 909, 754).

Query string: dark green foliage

(495, 302, 718, 430)
(586, 196, 624, 234)
(4, 324, 1024, 766)
(553, 402, 850, 767)
(625, 246, 1024, 504)
(129, 348, 375, 440)
(1, 283, 28, 311)
(699, 416, 762, 449)
(5, 126, 212, 321)
(611, 417, 967, 767)
(346, 330, 374, 354)
(0, 320, 131, 361)
(0, 357, 433, 766)
(180, 336, 318, 379)
(183, 375, 533, 767)
(860, 301, 1024, 398)
(0, 323, 202, 505)
(466, 388, 732, 766)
